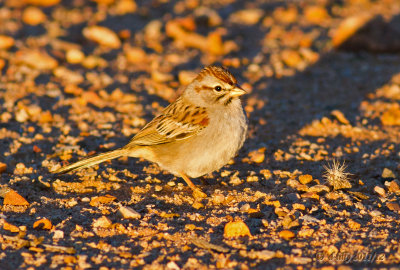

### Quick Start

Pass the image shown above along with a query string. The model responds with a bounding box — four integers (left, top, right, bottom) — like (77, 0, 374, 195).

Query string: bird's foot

(192, 188, 207, 199)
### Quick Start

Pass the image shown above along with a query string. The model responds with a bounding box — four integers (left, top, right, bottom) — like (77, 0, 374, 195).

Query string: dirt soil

(1, 0, 400, 269)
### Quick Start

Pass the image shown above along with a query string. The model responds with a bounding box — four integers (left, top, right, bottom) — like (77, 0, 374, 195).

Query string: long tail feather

(53, 149, 126, 174)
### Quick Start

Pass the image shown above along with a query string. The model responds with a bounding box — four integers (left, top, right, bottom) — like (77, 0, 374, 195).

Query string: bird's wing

(127, 97, 209, 146)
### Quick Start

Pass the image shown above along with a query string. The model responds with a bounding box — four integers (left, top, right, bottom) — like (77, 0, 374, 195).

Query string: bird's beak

(229, 85, 246, 97)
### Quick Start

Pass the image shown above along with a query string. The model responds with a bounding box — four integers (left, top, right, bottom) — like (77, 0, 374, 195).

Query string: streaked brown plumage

(195, 66, 237, 86)
(53, 66, 247, 198)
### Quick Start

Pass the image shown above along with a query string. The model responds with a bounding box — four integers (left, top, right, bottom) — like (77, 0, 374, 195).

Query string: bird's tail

(53, 149, 127, 174)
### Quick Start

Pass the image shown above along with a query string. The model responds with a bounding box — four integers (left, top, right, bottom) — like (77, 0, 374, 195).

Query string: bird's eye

(214, 86, 222, 92)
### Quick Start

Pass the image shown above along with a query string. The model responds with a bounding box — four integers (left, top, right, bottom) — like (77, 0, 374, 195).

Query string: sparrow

(53, 66, 248, 198)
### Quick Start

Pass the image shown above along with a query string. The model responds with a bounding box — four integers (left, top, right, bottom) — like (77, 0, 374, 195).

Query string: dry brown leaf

(3, 221, 20, 232)
(3, 189, 29, 206)
(33, 218, 53, 230)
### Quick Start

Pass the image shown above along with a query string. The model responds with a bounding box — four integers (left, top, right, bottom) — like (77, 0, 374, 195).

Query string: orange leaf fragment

(33, 218, 52, 230)
(298, 174, 313, 185)
(39, 111, 53, 123)
(279, 230, 295, 240)
(3, 189, 29, 206)
(3, 221, 19, 232)
(224, 219, 252, 238)
(90, 195, 117, 206)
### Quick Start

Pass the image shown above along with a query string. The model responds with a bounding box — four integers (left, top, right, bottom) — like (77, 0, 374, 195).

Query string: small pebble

(16, 109, 29, 122)
(125, 47, 146, 64)
(298, 228, 314, 237)
(93, 216, 112, 228)
(240, 203, 250, 212)
(388, 180, 400, 193)
(248, 148, 265, 163)
(382, 168, 396, 179)
(370, 210, 382, 217)
(0, 35, 14, 50)
(281, 49, 302, 68)
(230, 9, 264, 25)
(374, 186, 386, 197)
(308, 184, 330, 193)
(286, 193, 300, 202)
(83, 26, 121, 48)
(22, 7, 46, 25)
(298, 174, 313, 185)
(192, 202, 204, 209)
(115, 0, 137, 15)
(167, 181, 176, 187)
(52, 230, 64, 239)
(387, 202, 400, 212)
(212, 193, 225, 204)
(18, 50, 58, 70)
(166, 261, 180, 270)
(66, 49, 85, 64)
(118, 206, 141, 219)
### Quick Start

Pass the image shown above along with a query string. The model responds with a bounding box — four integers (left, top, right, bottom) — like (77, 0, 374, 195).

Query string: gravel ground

(1, 0, 400, 269)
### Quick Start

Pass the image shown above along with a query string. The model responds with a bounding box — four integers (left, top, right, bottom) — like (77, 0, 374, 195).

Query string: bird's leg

(179, 172, 207, 198)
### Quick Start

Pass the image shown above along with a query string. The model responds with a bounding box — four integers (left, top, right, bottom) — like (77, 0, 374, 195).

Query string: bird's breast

(182, 102, 247, 177)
